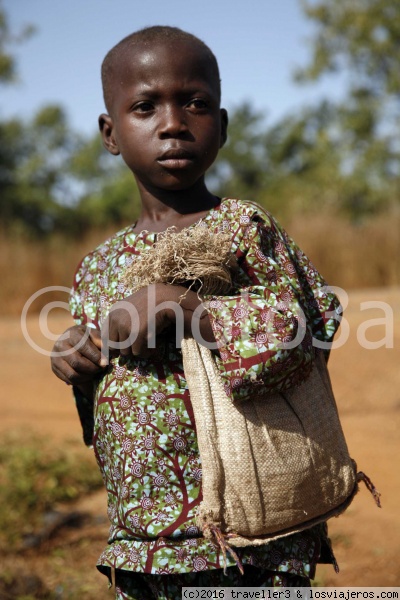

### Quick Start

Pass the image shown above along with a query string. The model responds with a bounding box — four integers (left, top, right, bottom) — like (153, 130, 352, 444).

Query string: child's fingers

(89, 328, 102, 349)
(68, 327, 104, 366)
(51, 360, 72, 385)
(52, 353, 104, 386)
(88, 328, 110, 366)
(51, 325, 109, 390)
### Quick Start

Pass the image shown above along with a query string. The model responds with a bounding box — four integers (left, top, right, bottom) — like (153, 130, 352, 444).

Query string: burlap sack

(121, 224, 379, 553)
(181, 338, 358, 547)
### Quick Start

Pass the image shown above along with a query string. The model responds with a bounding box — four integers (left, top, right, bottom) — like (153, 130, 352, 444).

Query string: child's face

(99, 40, 227, 195)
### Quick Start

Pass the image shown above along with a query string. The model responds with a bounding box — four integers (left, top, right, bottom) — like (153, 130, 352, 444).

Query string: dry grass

(0, 228, 115, 316)
(2, 211, 399, 316)
(287, 211, 400, 290)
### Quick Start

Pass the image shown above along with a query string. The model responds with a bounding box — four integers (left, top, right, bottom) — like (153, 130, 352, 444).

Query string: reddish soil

(1, 287, 399, 595)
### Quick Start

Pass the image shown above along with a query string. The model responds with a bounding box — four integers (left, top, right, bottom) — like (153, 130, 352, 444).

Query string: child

(51, 26, 341, 599)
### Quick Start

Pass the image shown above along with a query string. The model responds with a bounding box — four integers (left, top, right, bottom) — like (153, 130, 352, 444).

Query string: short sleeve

(69, 252, 102, 329)
(203, 208, 341, 402)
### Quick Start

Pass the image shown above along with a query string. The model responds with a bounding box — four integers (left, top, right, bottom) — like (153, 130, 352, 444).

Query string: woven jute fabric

(181, 338, 358, 547)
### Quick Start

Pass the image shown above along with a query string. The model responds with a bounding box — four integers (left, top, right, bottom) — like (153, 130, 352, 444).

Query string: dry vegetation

(2, 211, 400, 316)
(288, 211, 400, 289)
(0, 227, 116, 316)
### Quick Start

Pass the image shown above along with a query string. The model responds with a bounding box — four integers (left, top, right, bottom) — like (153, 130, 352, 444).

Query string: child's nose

(158, 106, 188, 138)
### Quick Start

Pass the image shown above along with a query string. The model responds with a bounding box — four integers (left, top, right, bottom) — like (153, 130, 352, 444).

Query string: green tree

(291, 0, 400, 215)
(0, 105, 86, 235)
(208, 102, 269, 201)
(0, 0, 141, 235)
(296, 0, 400, 99)
(258, 97, 395, 219)
(0, 0, 34, 84)
(69, 133, 142, 229)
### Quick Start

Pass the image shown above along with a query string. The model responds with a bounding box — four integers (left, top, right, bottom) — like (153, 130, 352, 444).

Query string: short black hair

(101, 26, 221, 113)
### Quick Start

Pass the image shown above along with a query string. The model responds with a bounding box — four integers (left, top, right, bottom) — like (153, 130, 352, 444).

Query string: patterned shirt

(70, 199, 340, 578)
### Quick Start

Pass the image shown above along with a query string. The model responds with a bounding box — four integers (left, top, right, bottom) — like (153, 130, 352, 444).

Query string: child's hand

(104, 283, 215, 359)
(51, 325, 107, 391)
(104, 284, 182, 359)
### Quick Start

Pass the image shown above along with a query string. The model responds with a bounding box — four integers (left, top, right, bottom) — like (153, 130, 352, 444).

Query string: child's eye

(187, 98, 209, 110)
(132, 101, 154, 113)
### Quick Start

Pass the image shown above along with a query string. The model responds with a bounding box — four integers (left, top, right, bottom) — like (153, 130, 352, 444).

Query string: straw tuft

(122, 226, 236, 297)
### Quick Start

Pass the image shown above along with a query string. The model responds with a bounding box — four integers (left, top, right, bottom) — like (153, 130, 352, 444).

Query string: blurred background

(2, 0, 400, 306)
(0, 0, 399, 597)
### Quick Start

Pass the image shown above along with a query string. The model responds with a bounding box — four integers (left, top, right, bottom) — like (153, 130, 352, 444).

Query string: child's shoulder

(219, 198, 285, 238)
(71, 224, 142, 292)
(220, 198, 272, 221)
(78, 223, 138, 268)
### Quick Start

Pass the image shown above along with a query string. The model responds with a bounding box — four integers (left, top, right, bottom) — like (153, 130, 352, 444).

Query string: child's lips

(157, 148, 195, 169)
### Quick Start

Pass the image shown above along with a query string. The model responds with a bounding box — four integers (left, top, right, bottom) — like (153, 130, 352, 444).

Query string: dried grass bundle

(122, 226, 236, 296)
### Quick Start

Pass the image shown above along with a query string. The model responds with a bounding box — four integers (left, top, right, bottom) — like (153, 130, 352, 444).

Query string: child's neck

(133, 182, 220, 233)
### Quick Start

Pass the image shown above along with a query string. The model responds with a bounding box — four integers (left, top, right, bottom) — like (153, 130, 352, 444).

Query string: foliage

(0, 103, 140, 236)
(0, 432, 103, 550)
(0, 0, 35, 84)
(0, 105, 87, 235)
(69, 135, 142, 228)
(0, 4, 83, 236)
(292, 0, 400, 214)
(259, 100, 397, 218)
(210, 5, 400, 220)
(208, 102, 269, 201)
(296, 0, 400, 98)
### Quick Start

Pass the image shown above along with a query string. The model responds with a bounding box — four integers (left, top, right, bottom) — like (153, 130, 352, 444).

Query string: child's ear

(99, 113, 120, 156)
(219, 109, 228, 148)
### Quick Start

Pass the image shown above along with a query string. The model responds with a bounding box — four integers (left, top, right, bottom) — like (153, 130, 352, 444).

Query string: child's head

(101, 26, 221, 115)
(98, 26, 228, 196)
